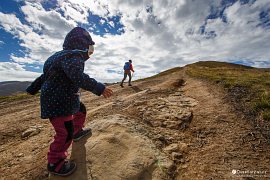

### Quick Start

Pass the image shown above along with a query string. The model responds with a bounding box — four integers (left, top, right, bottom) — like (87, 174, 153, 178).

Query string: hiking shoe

(73, 128, 92, 142)
(128, 84, 132, 86)
(48, 160, 76, 176)
(120, 84, 124, 88)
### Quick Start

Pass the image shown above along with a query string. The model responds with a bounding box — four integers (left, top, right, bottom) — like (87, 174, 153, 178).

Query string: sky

(0, 0, 270, 82)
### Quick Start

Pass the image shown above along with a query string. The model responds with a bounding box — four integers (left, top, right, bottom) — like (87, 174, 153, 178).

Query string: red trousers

(48, 111, 86, 164)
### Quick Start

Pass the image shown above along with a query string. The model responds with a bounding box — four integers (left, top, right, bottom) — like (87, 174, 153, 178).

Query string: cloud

(100, 19, 105, 25)
(10, 54, 36, 64)
(0, 62, 41, 81)
(0, 2, 76, 65)
(21, 2, 76, 37)
(0, 12, 32, 36)
(58, 1, 89, 24)
(0, 0, 270, 83)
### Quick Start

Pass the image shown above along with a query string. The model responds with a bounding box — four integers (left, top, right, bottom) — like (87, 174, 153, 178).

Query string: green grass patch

(263, 111, 270, 121)
(186, 61, 270, 121)
(135, 67, 182, 82)
(0, 92, 39, 102)
(253, 93, 270, 111)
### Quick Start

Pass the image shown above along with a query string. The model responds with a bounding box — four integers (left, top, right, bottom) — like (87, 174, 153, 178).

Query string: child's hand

(102, 88, 113, 98)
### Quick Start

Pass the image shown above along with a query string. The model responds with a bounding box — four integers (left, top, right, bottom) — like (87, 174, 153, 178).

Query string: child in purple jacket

(26, 27, 113, 176)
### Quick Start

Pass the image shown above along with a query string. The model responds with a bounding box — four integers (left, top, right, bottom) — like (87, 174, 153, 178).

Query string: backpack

(123, 62, 130, 70)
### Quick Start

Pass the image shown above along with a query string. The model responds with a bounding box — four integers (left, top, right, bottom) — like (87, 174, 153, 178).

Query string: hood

(63, 27, 95, 51)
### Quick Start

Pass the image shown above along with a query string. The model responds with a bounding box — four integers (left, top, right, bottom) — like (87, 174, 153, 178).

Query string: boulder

(50, 115, 173, 180)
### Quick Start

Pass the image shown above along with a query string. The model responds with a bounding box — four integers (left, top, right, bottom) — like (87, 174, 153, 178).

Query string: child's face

(88, 45, 94, 57)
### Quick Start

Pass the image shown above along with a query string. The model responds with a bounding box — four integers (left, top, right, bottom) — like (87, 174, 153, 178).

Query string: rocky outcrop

(51, 115, 174, 180)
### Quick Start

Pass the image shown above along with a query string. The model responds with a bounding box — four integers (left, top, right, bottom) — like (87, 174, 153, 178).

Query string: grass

(262, 112, 270, 121)
(254, 92, 270, 111)
(1, 61, 269, 121)
(135, 67, 183, 82)
(186, 61, 270, 121)
(0, 93, 39, 102)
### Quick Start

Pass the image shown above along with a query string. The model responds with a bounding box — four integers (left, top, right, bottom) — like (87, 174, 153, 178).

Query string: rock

(35, 125, 43, 128)
(178, 142, 188, 153)
(164, 143, 179, 153)
(41, 143, 47, 148)
(157, 104, 166, 109)
(171, 152, 183, 161)
(17, 153, 24, 157)
(176, 111, 193, 122)
(158, 157, 174, 169)
(133, 100, 147, 106)
(164, 120, 181, 129)
(112, 100, 123, 108)
(155, 135, 171, 146)
(179, 97, 198, 107)
(149, 119, 163, 127)
(21, 126, 41, 139)
(182, 164, 188, 169)
(143, 119, 154, 127)
(49, 114, 172, 180)
(172, 79, 186, 88)
(43, 170, 49, 177)
(173, 91, 184, 96)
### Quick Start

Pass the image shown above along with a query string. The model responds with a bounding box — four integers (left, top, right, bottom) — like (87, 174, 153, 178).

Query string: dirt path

(0, 68, 269, 179)
(178, 76, 270, 179)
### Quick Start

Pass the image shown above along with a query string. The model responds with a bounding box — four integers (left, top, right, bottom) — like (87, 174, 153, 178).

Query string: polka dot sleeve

(26, 74, 45, 95)
(61, 56, 105, 96)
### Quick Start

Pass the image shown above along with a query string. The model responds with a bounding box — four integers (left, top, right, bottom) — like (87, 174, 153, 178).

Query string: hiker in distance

(120, 59, 135, 87)
(26, 27, 113, 176)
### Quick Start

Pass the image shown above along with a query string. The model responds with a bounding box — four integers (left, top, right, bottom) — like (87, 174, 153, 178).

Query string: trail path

(0, 68, 269, 180)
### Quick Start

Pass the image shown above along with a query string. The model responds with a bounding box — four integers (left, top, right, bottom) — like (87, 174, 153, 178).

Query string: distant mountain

(0, 81, 31, 96)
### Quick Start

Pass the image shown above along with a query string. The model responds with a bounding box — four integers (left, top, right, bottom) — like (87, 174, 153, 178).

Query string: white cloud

(0, 0, 270, 82)
(58, 1, 89, 24)
(0, 40, 4, 46)
(108, 21, 115, 28)
(0, 62, 41, 81)
(100, 19, 105, 24)
(0, 62, 25, 71)
(0, 12, 32, 36)
(21, 2, 76, 36)
(0, 2, 76, 65)
(100, 0, 269, 81)
(61, 0, 109, 17)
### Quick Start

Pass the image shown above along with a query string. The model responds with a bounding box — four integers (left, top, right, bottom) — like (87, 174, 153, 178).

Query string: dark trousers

(121, 70, 132, 85)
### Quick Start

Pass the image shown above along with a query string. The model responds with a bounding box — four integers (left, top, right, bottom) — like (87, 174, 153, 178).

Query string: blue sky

(0, 0, 270, 82)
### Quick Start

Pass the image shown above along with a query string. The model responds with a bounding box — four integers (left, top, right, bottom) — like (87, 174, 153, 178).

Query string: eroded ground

(0, 68, 269, 180)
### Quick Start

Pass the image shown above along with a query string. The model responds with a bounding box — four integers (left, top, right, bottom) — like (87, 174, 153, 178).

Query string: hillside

(0, 81, 31, 96)
(186, 61, 270, 139)
(0, 61, 269, 179)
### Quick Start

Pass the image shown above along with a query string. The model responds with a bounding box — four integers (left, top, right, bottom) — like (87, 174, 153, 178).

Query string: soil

(0, 68, 269, 180)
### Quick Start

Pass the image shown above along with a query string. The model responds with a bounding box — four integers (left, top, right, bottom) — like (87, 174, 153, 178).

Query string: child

(120, 59, 135, 87)
(26, 27, 113, 176)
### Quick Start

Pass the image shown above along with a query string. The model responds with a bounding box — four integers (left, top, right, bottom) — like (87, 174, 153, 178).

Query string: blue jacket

(26, 27, 105, 119)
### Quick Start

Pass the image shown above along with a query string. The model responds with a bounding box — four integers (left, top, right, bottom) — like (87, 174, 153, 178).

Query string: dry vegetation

(186, 61, 270, 141)
(1, 61, 269, 179)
